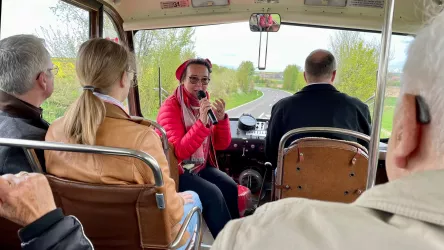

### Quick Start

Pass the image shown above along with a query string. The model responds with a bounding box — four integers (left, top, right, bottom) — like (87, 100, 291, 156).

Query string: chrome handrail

(170, 206, 203, 250)
(148, 119, 170, 155)
(276, 127, 372, 200)
(0, 138, 165, 208)
(368, 0, 395, 190)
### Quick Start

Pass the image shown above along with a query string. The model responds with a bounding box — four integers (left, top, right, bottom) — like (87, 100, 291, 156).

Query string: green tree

(329, 31, 379, 101)
(283, 65, 301, 91)
(237, 61, 255, 93)
(208, 64, 238, 100)
(34, 2, 198, 120)
(36, 1, 114, 58)
(135, 28, 197, 118)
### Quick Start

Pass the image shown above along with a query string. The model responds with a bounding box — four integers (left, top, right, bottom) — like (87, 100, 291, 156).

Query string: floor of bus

(199, 183, 272, 249)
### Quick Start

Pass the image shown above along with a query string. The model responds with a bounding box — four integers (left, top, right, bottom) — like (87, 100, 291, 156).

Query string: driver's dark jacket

(0, 90, 49, 174)
(265, 84, 371, 167)
(19, 208, 93, 250)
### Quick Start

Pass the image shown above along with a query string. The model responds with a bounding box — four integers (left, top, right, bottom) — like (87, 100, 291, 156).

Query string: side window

(379, 35, 414, 138)
(104, 12, 120, 42)
(1, 0, 89, 123)
(134, 28, 196, 119)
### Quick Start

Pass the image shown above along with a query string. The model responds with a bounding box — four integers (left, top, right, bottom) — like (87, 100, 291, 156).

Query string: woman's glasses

(188, 76, 210, 85)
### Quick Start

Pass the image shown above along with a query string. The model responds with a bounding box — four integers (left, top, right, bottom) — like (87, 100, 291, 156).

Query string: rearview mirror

(249, 13, 281, 32)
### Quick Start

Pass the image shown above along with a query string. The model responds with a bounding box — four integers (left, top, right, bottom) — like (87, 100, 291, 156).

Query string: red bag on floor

(238, 185, 252, 217)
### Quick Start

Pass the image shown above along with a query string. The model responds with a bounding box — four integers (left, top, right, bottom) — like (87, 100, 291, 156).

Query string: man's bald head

(304, 49, 336, 84)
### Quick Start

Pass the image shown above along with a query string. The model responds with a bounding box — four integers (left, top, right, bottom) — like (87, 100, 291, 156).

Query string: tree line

(278, 30, 381, 103)
(36, 1, 257, 121)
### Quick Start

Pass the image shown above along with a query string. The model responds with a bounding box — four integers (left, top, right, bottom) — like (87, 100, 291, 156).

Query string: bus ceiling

(103, 0, 428, 34)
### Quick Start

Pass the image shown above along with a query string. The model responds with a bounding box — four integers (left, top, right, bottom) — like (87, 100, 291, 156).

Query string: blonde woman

(44, 38, 201, 249)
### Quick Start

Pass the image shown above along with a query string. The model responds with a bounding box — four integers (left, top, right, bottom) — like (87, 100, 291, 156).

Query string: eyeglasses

(35, 65, 58, 80)
(188, 76, 210, 85)
(48, 65, 59, 76)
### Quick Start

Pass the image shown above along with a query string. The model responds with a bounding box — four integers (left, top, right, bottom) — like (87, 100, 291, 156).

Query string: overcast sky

(1, 0, 414, 72)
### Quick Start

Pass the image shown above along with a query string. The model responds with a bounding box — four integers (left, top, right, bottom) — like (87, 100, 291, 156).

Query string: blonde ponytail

(64, 90, 105, 145)
(63, 38, 131, 145)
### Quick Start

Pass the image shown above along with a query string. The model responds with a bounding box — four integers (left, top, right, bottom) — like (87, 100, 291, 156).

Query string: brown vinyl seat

(47, 174, 188, 250)
(168, 142, 179, 191)
(0, 138, 202, 250)
(273, 137, 369, 203)
(0, 175, 199, 250)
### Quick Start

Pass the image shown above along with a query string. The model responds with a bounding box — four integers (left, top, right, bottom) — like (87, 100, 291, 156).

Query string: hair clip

(83, 86, 95, 91)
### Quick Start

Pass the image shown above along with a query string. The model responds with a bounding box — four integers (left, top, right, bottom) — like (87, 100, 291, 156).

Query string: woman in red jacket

(157, 58, 238, 238)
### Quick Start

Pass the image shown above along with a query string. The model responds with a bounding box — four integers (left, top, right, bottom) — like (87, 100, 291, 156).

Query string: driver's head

(176, 58, 212, 98)
(304, 49, 336, 84)
(386, 5, 444, 181)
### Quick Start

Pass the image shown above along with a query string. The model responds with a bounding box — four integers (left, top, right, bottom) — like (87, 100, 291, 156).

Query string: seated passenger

(0, 34, 55, 174)
(265, 49, 371, 167)
(44, 38, 200, 249)
(157, 58, 238, 238)
(212, 8, 444, 249)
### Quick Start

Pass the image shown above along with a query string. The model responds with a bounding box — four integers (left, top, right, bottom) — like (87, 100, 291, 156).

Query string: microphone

(197, 90, 218, 125)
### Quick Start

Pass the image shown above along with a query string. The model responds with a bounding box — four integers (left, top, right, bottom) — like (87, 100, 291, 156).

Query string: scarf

(173, 84, 210, 170)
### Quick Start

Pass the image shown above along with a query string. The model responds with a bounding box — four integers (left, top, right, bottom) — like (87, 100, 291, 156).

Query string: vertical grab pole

(367, 0, 396, 190)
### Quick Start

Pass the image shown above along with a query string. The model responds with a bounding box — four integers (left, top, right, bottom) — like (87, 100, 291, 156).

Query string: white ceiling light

(191, 0, 230, 7)
(304, 0, 347, 7)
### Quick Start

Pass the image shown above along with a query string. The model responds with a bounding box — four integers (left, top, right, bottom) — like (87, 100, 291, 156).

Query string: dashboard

(226, 115, 268, 155)
(225, 114, 388, 160)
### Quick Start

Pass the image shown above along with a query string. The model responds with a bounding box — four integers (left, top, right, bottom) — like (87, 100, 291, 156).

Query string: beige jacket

(212, 169, 444, 250)
(45, 103, 188, 246)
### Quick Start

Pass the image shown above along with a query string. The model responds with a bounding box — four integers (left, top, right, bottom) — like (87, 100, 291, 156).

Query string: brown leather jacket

(44, 103, 188, 246)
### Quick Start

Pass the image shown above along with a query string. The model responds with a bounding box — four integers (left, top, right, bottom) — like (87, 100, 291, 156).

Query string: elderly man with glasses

(0, 34, 56, 174)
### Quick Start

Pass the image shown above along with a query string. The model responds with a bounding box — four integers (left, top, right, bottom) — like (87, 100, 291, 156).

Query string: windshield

(135, 23, 413, 138)
(0, 0, 412, 140)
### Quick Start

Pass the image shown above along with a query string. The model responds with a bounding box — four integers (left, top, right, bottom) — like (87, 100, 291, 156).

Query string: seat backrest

(132, 117, 179, 191)
(168, 142, 179, 191)
(274, 137, 368, 203)
(46, 175, 171, 250)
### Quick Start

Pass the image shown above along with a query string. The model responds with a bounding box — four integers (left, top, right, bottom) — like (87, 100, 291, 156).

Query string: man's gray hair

(0, 34, 51, 95)
(304, 49, 336, 81)
(401, 1, 444, 151)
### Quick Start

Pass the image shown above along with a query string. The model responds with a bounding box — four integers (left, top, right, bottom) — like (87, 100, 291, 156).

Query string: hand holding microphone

(197, 90, 219, 125)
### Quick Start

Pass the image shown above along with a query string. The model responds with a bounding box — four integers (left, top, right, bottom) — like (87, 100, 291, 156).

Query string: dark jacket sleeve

(19, 208, 93, 250)
(358, 104, 372, 149)
(265, 104, 284, 169)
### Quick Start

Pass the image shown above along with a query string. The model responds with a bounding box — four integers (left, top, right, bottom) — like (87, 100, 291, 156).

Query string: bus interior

(0, 0, 434, 249)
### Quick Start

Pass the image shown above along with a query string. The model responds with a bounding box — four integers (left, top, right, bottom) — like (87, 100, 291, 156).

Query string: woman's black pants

(179, 166, 239, 238)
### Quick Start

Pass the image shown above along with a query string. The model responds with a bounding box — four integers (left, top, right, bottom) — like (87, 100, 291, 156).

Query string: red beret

(175, 58, 212, 81)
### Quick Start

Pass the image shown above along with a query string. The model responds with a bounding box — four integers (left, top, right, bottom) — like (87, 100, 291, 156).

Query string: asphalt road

(227, 87, 292, 119)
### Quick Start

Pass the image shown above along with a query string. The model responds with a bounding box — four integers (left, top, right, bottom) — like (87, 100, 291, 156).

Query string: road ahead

(227, 87, 292, 119)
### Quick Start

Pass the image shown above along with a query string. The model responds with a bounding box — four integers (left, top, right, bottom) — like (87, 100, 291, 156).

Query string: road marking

(259, 113, 265, 118)
(269, 104, 273, 107)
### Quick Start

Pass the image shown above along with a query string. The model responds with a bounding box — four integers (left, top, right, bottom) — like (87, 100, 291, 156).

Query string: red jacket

(157, 95, 232, 175)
